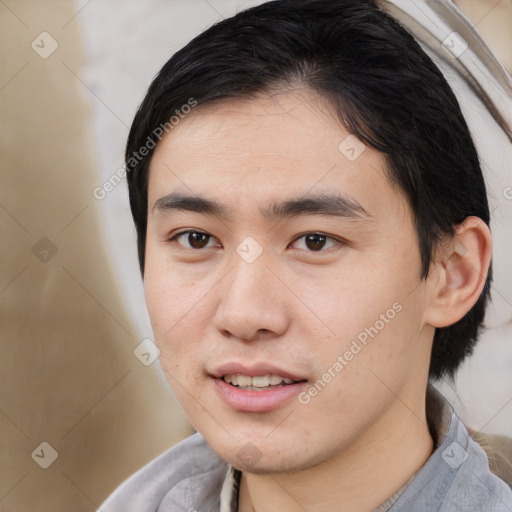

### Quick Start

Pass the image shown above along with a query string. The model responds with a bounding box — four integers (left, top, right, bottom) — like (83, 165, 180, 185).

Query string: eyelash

(168, 230, 344, 252)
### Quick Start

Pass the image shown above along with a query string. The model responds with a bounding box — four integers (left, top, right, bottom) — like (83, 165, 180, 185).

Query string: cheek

(295, 260, 423, 394)
(143, 259, 220, 379)
(144, 255, 209, 335)
(292, 261, 408, 345)
(294, 311, 419, 442)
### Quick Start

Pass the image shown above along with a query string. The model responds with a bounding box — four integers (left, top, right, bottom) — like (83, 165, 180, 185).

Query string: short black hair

(125, 0, 492, 380)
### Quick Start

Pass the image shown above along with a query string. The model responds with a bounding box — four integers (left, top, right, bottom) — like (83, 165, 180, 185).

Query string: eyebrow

(261, 193, 371, 220)
(153, 192, 229, 217)
(152, 191, 372, 221)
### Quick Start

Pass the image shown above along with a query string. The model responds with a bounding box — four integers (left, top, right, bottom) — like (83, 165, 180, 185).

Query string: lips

(211, 362, 308, 412)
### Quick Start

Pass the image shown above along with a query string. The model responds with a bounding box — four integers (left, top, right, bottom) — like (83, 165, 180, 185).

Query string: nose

(213, 256, 290, 342)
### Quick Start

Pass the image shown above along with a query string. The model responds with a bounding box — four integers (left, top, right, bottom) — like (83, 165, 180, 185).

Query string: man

(100, 0, 512, 510)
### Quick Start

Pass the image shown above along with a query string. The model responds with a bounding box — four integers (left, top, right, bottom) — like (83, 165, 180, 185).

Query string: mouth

(211, 363, 308, 412)
(221, 373, 304, 391)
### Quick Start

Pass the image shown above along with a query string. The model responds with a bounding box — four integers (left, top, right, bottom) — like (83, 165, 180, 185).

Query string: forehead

(147, 89, 407, 221)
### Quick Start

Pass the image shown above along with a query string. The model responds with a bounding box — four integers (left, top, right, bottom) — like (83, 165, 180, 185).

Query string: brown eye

(171, 231, 218, 249)
(305, 234, 327, 251)
(290, 232, 340, 252)
(188, 232, 211, 249)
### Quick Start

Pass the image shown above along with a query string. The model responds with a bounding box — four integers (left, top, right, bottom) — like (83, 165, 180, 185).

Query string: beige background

(0, 2, 194, 510)
(0, 1, 510, 511)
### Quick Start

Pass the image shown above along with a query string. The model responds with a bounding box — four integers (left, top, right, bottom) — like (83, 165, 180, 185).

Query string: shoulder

(98, 432, 229, 512)
(440, 431, 512, 511)
(389, 392, 512, 511)
(436, 399, 512, 511)
(471, 430, 512, 489)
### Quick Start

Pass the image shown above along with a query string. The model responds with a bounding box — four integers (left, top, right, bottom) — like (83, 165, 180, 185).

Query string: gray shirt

(99, 388, 512, 511)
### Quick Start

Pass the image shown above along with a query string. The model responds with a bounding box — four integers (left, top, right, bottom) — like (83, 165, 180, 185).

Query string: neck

(239, 387, 434, 512)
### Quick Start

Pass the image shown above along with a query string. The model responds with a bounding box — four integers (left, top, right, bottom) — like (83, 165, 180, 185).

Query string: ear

(425, 216, 492, 328)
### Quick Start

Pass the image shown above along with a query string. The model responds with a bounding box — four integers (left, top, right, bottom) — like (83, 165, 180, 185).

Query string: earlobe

(425, 216, 492, 329)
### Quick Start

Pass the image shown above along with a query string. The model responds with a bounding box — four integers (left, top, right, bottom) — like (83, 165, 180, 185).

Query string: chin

(232, 452, 328, 475)
(206, 432, 327, 475)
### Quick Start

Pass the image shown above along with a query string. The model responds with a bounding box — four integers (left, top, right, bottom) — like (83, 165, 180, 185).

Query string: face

(144, 89, 435, 473)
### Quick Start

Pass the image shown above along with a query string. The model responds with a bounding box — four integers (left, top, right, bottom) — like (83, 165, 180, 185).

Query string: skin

(144, 89, 492, 511)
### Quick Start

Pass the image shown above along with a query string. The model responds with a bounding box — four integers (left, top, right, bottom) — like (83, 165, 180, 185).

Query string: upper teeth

(223, 374, 295, 387)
